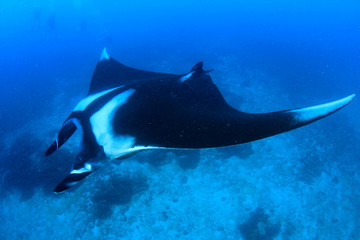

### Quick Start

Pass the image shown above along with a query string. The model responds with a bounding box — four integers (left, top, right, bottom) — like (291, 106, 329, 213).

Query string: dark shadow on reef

(239, 207, 281, 240)
(90, 175, 149, 220)
(135, 149, 201, 170)
(217, 143, 254, 159)
(134, 143, 254, 171)
(0, 132, 73, 200)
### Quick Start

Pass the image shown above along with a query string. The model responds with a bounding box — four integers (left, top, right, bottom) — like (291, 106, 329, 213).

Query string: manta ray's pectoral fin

(288, 94, 356, 127)
(89, 49, 181, 95)
(232, 94, 356, 146)
(45, 120, 77, 156)
(54, 144, 105, 193)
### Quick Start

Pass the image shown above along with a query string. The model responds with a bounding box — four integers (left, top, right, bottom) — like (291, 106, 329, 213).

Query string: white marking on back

(74, 87, 122, 111)
(290, 94, 355, 123)
(180, 71, 194, 82)
(100, 48, 110, 61)
(90, 89, 137, 159)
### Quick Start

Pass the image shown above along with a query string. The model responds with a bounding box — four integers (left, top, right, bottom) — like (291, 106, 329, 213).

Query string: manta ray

(46, 49, 355, 193)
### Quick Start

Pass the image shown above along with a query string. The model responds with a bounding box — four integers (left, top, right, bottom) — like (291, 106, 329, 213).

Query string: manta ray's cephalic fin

(45, 120, 77, 156)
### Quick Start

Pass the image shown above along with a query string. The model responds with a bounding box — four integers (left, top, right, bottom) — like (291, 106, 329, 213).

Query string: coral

(0, 132, 73, 200)
(134, 149, 201, 169)
(90, 175, 148, 220)
(295, 146, 325, 185)
(175, 150, 200, 170)
(239, 207, 281, 240)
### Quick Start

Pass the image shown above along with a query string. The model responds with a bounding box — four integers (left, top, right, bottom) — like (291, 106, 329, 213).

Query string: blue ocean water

(0, 0, 359, 239)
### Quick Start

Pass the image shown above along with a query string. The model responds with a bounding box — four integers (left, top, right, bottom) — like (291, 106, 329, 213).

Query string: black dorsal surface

(111, 71, 248, 148)
(88, 57, 181, 94)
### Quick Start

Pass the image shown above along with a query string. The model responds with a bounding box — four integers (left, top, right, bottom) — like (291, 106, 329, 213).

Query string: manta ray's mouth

(45, 48, 356, 193)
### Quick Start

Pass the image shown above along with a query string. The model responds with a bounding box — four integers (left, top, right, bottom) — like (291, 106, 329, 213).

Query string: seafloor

(0, 57, 359, 240)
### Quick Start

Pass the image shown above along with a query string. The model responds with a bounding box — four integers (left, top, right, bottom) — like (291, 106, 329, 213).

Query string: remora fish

(46, 48, 355, 193)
